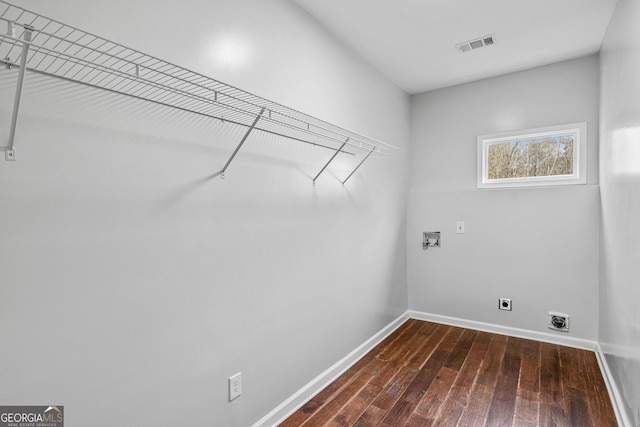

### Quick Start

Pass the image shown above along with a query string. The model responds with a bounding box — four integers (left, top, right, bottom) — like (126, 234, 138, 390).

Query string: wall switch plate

(456, 221, 465, 234)
(229, 372, 242, 401)
(499, 298, 512, 311)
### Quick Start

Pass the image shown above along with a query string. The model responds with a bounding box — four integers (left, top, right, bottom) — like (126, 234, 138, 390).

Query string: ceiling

(292, 0, 618, 94)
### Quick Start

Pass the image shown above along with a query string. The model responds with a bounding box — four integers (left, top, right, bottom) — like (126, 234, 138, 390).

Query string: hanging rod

(0, 1, 397, 181)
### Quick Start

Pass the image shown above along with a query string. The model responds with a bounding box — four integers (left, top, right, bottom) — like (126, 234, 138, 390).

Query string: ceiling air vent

(456, 34, 496, 53)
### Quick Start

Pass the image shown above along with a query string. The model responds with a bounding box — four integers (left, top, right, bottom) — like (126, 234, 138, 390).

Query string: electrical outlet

(229, 372, 242, 401)
(456, 221, 465, 234)
(499, 298, 512, 311)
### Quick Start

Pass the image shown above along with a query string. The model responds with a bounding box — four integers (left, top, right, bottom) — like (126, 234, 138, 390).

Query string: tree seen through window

(487, 134, 574, 180)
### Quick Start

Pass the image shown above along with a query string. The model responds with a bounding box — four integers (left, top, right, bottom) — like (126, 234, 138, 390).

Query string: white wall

(408, 56, 601, 340)
(599, 0, 640, 423)
(0, 1, 410, 426)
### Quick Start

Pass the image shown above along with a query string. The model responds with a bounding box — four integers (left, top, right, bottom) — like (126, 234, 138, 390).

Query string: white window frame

(477, 122, 587, 189)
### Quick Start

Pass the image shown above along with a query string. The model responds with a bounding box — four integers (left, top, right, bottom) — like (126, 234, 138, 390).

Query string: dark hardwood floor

(279, 319, 617, 426)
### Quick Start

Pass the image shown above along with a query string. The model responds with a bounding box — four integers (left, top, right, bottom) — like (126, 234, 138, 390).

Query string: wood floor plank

(514, 388, 540, 426)
(405, 323, 449, 369)
(565, 386, 594, 427)
(520, 338, 541, 393)
(436, 385, 471, 425)
(539, 343, 564, 407)
(352, 405, 386, 427)
(280, 363, 371, 427)
(327, 380, 380, 427)
(444, 328, 477, 370)
(299, 371, 374, 426)
(369, 364, 419, 411)
(484, 373, 518, 426)
(362, 361, 404, 392)
(452, 355, 482, 392)
(435, 403, 465, 426)
(413, 366, 458, 420)
(456, 382, 496, 424)
(359, 323, 428, 387)
(539, 402, 568, 427)
(455, 412, 487, 427)
(405, 412, 432, 427)
(559, 345, 585, 391)
(430, 384, 466, 426)
(453, 330, 492, 389)
(476, 334, 508, 387)
(579, 349, 617, 427)
(378, 328, 463, 426)
(279, 320, 618, 427)
(559, 346, 595, 427)
(434, 326, 467, 367)
(381, 350, 449, 427)
(501, 336, 523, 378)
(374, 319, 423, 363)
(390, 321, 440, 368)
(350, 322, 410, 377)
(431, 330, 482, 424)
(468, 330, 493, 356)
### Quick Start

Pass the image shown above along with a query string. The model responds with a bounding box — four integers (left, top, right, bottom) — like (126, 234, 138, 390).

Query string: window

(477, 122, 587, 189)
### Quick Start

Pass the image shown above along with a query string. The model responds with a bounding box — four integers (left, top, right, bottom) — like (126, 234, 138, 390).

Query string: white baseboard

(408, 310, 597, 350)
(594, 343, 634, 427)
(252, 312, 410, 427)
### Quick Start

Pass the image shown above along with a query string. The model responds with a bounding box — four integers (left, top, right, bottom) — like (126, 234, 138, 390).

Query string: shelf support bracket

(313, 138, 349, 186)
(218, 107, 265, 179)
(341, 149, 374, 186)
(3, 24, 33, 161)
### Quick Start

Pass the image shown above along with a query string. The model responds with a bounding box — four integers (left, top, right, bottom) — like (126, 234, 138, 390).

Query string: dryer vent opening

(548, 312, 570, 332)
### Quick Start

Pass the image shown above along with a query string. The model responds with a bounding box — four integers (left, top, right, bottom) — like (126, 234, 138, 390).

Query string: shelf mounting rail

(0, 1, 397, 182)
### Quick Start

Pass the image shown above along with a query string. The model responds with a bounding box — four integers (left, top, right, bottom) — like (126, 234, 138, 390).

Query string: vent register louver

(456, 34, 495, 53)
(0, 0, 397, 185)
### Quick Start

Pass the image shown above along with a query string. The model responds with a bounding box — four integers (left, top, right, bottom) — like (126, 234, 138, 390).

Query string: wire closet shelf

(0, 1, 396, 183)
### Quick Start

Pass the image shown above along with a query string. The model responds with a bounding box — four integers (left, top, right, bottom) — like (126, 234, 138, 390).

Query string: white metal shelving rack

(0, 1, 396, 184)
